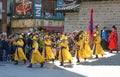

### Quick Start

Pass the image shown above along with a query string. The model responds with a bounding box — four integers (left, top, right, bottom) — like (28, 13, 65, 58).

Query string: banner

(34, 0, 42, 18)
(88, 8, 94, 39)
(0, 2, 2, 19)
(14, 0, 33, 17)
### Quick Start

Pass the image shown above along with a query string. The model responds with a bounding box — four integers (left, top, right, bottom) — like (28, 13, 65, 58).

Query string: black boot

(69, 60, 72, 65)
(69, 60, 71, 64)
(27, 64, 32, 68)
(60, 58, 64, 66)
(40, 63, 44, 68)
(52, 59, 54, 64)
(60, 60, 64, 66)
(23, 59, 26, 64)
(110, 50, 112, 53)
(60, 62, 63, 66)
(95, 55, 98, 59)
(76, 59, 80, 63)
(14, 61, 18, 65)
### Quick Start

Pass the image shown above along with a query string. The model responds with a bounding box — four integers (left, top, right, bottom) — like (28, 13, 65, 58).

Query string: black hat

(95, 24, 99, 28)
(112, 25, 116, 29)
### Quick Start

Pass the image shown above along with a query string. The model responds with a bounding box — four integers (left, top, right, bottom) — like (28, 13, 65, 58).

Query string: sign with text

(34, 0, 42, 18)
(0, 2, 2, 19)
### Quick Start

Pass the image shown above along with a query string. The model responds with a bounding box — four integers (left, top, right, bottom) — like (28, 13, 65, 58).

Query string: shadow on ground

(80, 53, 120, 66)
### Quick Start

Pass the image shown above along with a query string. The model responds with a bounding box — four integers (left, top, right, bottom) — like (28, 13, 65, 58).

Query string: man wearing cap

(28, 36, 45, 68)
(83, 32, 92, 57)
(43, 35, 55, 63)
(59, 35, 73, 66)
(93, 31, 105, 58)
(14, 35, 27, 65)
(75, 32, 86, 63)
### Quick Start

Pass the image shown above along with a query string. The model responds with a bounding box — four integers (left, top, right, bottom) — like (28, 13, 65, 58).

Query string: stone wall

(65, 1, 120, 32)
(64, 0, 120, 48)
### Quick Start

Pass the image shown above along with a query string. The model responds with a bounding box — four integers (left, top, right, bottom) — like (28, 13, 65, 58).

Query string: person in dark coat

(1, 36, 9, 61)
(101, 27, 108, 50)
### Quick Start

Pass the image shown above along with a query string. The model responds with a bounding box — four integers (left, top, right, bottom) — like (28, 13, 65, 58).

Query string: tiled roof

(55, 4, 80, 11)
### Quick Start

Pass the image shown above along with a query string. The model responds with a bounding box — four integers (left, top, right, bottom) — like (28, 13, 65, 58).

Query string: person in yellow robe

(28, 36, 45, 68)
(43, 35, 55, 63)
(93, 31, 105, 58)
(59, 35, 73, 66)
(83, 32, 92, 57)
(14, 35, 27, 65)
(75, 34, 84, 63)
(76, 33, 88, 63)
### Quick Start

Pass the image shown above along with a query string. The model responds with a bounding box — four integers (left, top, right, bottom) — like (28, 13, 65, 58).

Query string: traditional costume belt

(61, 46, 66, 50)
(31, 48, 35, 51)
(17, 46, 23, 48)
(45, 45, 51, 47)
(77, 46, 80, 50)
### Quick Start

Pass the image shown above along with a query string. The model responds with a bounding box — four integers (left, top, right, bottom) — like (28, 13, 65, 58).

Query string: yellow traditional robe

(59, 41, 72, 62)
(14, 39, 27, 61)
(76, 39, 88, 59)
(30, 41, 45, 64)
(94, 35, 105, 55)
(44, 39, 55, 60)
(84, 39, 92, 56)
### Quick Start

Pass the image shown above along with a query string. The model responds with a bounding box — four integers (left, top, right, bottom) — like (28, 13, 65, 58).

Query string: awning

(55, 4, 80, 11)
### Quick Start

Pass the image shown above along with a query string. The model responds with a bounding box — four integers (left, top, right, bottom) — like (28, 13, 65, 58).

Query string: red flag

(88, 8, 94, 39)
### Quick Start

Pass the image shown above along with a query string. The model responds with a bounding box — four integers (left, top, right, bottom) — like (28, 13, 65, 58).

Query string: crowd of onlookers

(0, 30, 82, 62)
(0, 25, 118, 62)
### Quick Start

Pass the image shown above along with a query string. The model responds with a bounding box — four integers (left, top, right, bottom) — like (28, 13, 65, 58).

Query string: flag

(88, 8, 94, 39)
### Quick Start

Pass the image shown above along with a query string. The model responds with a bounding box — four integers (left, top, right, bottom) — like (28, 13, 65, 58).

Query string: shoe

(110, 50, 112, 53)
(14, 61, 18, 65)
(76, 60, 80, 63)
(27, 64, 32, 68)
(52, 59, 54, 64)
(69, 60, 72, 63)
(95, 55, 99, 59)
(24, 60, 26, 64)
(60, 63, 63, 66)
(14, 62, 18, 65)
(40, 63, 44, 68)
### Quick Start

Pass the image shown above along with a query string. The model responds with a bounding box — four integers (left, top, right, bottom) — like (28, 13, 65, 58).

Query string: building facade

(0, 0, 7, 33)
(10, 0, 65, 33)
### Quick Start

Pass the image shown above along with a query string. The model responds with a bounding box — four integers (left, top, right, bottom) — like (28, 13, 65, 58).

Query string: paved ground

(0, 51, 120, 77)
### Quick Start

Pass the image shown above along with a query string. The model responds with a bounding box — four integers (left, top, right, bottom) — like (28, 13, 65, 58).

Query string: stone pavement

(0, 51, 120, 77)
(0, 62, 85, 77)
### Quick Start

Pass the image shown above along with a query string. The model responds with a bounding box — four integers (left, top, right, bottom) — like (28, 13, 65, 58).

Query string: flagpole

(88, 8, 94, 49)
